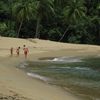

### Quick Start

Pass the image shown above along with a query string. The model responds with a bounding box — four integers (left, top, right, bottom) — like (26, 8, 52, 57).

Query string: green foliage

(63, 0, 86, 24)
(34, 0, 55, 38)
(0, 0, 99, 45)
(0, 22, 7, 33)
(48, 28, 61, 41)
(4, 30, 17, 37)
(0, 22, 17, 37)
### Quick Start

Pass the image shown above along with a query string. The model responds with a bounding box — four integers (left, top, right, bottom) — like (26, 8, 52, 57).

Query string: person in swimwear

(23, 45, 29, 59)
(16, 47, 20, 56)
(10, 47, 13, 56)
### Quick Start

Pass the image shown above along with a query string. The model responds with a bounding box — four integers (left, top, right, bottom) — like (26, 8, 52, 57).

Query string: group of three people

(10, 45, 29, 58)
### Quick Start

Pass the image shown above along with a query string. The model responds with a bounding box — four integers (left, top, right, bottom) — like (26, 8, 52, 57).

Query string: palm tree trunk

(59, 25, 70, 42)
(35, 17, 41, 38)
(17, 19, 23, 38)
(8, 0, 12, 30)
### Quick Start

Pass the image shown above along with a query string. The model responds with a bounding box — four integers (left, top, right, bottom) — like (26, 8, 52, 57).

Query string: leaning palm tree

(35, 0, 54, 38)
(59, 0, 86, 41)
(13, 0, 33, 37)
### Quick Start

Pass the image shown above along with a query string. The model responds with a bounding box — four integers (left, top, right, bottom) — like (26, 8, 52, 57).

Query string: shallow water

(18, 56, 100, 100)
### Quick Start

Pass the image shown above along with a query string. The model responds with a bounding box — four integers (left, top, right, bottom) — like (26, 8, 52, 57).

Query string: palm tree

(59, 0, 86, 41)
(35, 0, 54, 38)
(7, 0, 13, 29)
(13, 0, 33, 37)
(54, 0, 67, 8)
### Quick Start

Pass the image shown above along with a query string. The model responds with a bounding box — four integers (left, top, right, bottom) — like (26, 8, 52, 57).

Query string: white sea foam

(58, 66, 91, 71)
(75, 67, 91, 71)
(50, 66, 91, 71)
(27, 72, 50, 82)
(47, 56, 82, 63)
(19, 62, 28, 68)
(60, 67, 71, 69)
(52, 58, 63, 61)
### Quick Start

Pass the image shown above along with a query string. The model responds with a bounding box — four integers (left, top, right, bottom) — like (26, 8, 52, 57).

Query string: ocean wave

(27, 72, 50, 82)
(75, 67, 91, 71)
(50, 66, 91, 71)
(47, 56, 82, 63)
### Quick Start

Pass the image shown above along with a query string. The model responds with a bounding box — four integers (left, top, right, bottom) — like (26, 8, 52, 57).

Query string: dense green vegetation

(0, 0, 100, 44)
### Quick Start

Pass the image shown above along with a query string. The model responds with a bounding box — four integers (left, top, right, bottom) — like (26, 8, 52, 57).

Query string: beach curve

(0, 37, 100, 100)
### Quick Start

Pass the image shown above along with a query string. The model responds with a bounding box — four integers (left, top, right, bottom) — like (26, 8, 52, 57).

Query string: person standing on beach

(16, 47, 20, 56)
(10, 47, 13, 56)
(23, 45, 29, 59)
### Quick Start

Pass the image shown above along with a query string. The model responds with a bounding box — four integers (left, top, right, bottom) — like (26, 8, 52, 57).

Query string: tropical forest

(0, 0, 100, 44)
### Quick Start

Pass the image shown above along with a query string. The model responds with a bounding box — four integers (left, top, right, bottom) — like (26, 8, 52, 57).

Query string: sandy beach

(0, 37, 100, 100)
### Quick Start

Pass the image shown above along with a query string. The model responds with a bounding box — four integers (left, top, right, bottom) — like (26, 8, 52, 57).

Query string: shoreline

(0, 37, 100, 100)
(0, 53, 80, 100)
(18, 55, 100, 100)
(0, 55, 82, 100)
(20, 55, 100, 100)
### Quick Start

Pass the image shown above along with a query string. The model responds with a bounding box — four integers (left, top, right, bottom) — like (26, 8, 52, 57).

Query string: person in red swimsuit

(23, 45, 29, 59)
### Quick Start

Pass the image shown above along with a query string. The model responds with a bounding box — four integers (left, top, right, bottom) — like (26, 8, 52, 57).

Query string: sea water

(18, 56, 100, 100)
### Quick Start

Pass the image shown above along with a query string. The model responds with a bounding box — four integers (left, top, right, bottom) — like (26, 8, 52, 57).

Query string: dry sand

(0, 37, 100, 100)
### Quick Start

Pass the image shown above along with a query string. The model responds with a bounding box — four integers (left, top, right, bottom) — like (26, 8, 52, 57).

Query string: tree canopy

(0, 0, 100, 44)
